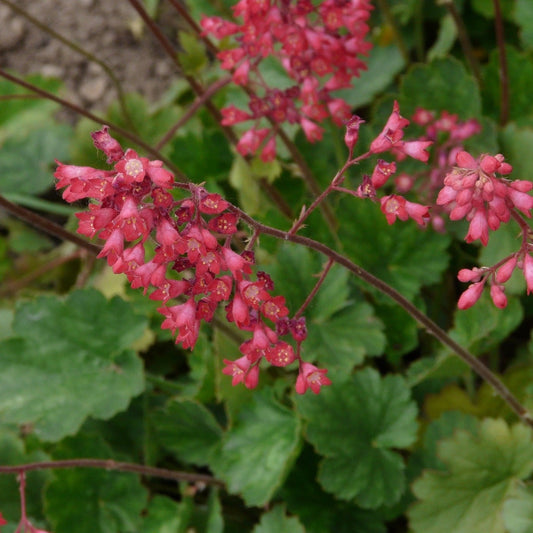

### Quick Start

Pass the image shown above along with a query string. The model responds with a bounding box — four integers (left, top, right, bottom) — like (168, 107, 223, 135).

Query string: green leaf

(0, 289, 146, 441)
(210, 388, 301, 506)
(482, 47, 533, 123)
(0, 75, 63, 140)
(0, 428, 50, 523)
(515, 0, 533, 48)
(335, 45, 405, 110)
(409, 419, 533, 533)
(253, 505, 305, 533)
(427, 14, 457, 61)
(504, 486, 533, 533)
(500, 123, 533, 182)
(265, 244, 385, 371)
(45, 434, 147, 533)
(153, 398, 223, 466)
(472, 0, 514, 19)
(296, 368, 418, 508)
(339, 199, 451, 302)
(178, 31, 208, 75)
(0, 124, 71, 195)
(399, 57, 481, 117)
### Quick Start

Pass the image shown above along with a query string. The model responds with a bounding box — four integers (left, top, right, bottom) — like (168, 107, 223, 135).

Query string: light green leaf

(500, 123, 533, 182)
(515, 0, 533, 49)
(153, 398, 223, 466)
(427, 14, 457, 61)
(178, 31, 208, 75)
(296, 368, 418, 509)
(504, 486, 533, 533)
(409, 419, 533, 533)
(253, 505, 305, 533)
(45, 434, 147, 533)
(0, 125, 71, 195)
(0, 289, 146, 441)
(211, 388, 301, 506)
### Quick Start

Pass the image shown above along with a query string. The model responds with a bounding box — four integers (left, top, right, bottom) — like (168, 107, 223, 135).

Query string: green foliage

(4, 1, 533, 531)
(296, 368, 418, 509)
(0, 289, 146, 441)
(409, 419, 533, 533)
(210, 388, 301, 506)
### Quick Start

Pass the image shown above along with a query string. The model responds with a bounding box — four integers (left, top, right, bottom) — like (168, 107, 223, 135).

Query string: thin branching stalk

(0, 0, 137, 131)
(294, 258, 334, 319)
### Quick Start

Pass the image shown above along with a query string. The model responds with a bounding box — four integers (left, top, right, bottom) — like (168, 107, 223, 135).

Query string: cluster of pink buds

(342, 102, 432, 227)
(435, 150, 533, 309)
(54, 126, 330, 394)
(202, 0, 373, 160)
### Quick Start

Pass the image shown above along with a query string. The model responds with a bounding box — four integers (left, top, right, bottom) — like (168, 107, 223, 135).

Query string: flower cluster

(437, 151, 533, 245)
(202, 0, 373, 160)
(435, 150, 533, 309)
(54, 126, 330, 394)
(343, 102, 432, 227)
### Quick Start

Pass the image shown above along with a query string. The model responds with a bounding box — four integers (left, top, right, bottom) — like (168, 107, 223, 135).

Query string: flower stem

(294, 258, 334, 319)
(0, 459, 223, 487)
(234, 206, 533, 428)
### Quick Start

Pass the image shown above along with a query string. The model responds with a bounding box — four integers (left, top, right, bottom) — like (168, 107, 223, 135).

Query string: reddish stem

(294, 258, 334, 319)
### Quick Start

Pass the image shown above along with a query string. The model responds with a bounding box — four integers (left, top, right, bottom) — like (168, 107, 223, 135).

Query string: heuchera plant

(4, 0, 533, 532)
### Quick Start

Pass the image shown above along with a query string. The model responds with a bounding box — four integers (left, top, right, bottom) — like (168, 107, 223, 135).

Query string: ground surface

(0, 0, 180, 113)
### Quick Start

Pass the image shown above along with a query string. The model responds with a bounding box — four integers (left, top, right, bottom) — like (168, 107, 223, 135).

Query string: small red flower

(296, 362, 332, 394)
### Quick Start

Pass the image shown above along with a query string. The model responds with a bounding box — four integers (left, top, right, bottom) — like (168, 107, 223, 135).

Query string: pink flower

(457, 281, 485, 310)
(91, 125, 124, 163)
(296, 362, 332, 394)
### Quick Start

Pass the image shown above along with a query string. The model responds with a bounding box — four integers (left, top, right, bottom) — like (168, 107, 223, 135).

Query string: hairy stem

(294, 258, 334, 319)
(0, 459, 224, 487)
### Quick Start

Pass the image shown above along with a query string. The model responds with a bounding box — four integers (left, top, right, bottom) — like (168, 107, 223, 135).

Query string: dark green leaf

(0, 289, 146, 441)
(253, 505, 305, 533)
(296, 368, 418, 508)
(210, 388, 301, 506)
(153, 398, 222, 466)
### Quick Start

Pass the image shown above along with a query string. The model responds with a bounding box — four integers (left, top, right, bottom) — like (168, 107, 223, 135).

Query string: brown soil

(0, 0, 181, 113)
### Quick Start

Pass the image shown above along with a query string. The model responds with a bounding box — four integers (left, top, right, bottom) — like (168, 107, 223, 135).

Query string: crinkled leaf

(339, 199, 451, 302)
(409, 419, 533, 533)
(281, 445, 387, 533)
(400, 57, 481, 117)
(45, 434, 147, 533)
(0, 124, 71, 195)
(296, 368, 418, 508)
(253, 505, 305, 533)
(504, 486, 533, 533)
(266, 243, 385, 370)
(210, 388, 301, 506)
(0, 289, 146, 441)
(153, 398, 222, 466)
